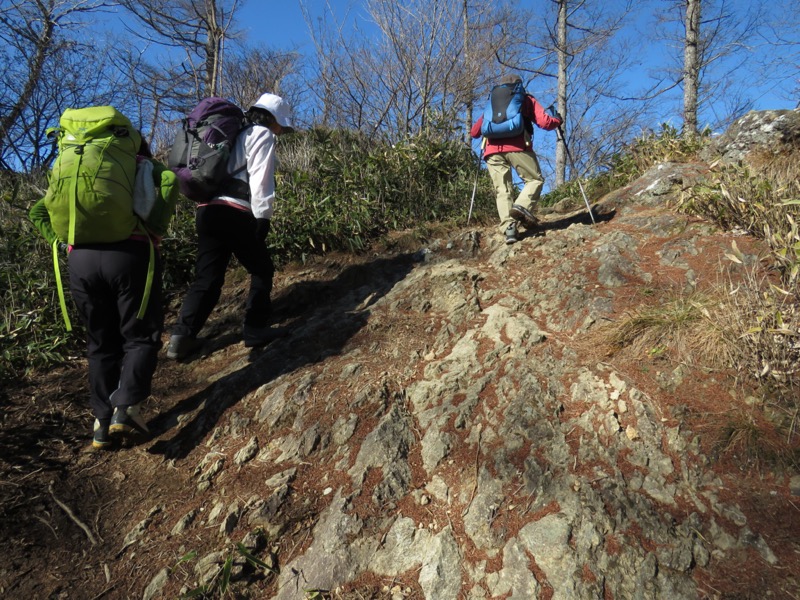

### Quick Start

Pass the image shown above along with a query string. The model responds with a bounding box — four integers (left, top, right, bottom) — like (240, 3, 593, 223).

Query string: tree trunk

(0, 14, 54, 155)
(555, 0, 568, 186)
(464, 0, 473, 144)
(683, 0, 700, 138)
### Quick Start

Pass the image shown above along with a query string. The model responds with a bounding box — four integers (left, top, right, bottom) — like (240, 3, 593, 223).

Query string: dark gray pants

(69, 240, 163, 421)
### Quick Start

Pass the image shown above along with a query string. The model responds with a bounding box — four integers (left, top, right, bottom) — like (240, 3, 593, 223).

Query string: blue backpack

(480, 80, 526, 139)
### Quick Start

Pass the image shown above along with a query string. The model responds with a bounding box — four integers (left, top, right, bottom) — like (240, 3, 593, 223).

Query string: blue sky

(234, 0, 797, 118)
(237, 0, 311, 50)
(236, 0, 352, 54)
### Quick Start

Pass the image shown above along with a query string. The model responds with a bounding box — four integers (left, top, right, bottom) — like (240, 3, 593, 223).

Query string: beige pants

(486, 151, 544, 233)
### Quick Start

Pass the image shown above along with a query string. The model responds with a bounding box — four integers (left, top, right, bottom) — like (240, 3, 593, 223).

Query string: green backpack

(44, 106, 142, 245)
(42, 106, 176, 330)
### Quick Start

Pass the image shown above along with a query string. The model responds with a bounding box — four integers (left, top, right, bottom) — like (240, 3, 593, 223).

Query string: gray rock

(234, 436, 259, 465)
(349, 404, 415, 504)
(370, 517, 430, 575)
(171, 510, 197, 536)
(462, 467, 505, 550)
(219, 502, 240, 537)
(194, 550, 226, 586)
(704, 109, 800, 164)
(418, 527, 462, 599)
(518, 513, 574, 599)
(248, 484, 290, 538)
(142, 567, 169, 600)
(490, 538, 540, 599)
(739, 527, 778, 565)
(274, 492, 370, 600)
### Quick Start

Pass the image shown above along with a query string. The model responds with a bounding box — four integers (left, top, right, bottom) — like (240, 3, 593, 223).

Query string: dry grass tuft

(603, 288, 732, 369)
(597, 269, 800, 465)
(678, 152, 800, 286)
(709, 406, 797, 469)
(722, 265, 800, 411)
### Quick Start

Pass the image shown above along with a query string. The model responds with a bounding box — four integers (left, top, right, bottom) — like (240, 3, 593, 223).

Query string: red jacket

(470, 95, 562, 158)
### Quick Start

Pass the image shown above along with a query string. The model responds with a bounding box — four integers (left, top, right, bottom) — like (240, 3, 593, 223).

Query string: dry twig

(49, 483, 97, 545)
(461, 424, 482, 518)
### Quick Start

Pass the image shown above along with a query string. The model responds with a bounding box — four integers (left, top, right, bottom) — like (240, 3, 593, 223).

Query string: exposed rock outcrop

(126, 151, 793, 598)
(703, 108, 800, 164)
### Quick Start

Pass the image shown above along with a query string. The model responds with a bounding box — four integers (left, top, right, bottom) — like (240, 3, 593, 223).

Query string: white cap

(251, 93, 294, 131)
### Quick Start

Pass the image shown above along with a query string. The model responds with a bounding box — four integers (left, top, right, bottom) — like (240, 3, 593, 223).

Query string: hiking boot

(109, 405, 150, 437)
(92, 419, 112, 450)
(243, 324, 290, 348)
(504, 222, 519, 245)
(166, 334, 200, 360)
(510, 204, 539, 229)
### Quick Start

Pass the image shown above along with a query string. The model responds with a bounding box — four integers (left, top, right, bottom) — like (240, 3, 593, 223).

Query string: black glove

(546, 105, 564, 124)
(255, 218, 271, 241)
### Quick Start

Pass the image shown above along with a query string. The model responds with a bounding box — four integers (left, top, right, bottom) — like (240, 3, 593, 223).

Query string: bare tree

(655, 0, 764, 136)
(683, 0, 701, 136)
(302, 4, 384, 132)
(0, 0, 119, 171)
(304, 0, 510, 142)
(555, 0, 568, 183)
(462, 0, 514, 142)
(758, 0, 800, 105)
(116, 0, 243, 100)
(223, 46, 303, 117)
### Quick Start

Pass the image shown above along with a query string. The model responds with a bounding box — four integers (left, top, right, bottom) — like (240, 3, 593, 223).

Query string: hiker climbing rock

(167, 93, 295, 360)
(29, 107, 178, 449)
(470, 74, 563, 245)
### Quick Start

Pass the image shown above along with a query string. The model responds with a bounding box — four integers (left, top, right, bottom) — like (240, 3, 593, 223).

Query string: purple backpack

(167, 97, 247, 202)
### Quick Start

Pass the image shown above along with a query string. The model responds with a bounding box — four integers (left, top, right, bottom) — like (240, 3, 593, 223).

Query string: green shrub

(0, 172, 83, 381)
(160, 195, 200, 297)
(272, 128, 494, 261)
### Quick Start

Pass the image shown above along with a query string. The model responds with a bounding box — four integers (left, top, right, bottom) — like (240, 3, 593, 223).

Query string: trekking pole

(549, 106, 596, 225)
(467, 138, 486, 225)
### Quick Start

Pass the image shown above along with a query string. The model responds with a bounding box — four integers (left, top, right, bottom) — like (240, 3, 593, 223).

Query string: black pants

(172, 204, 274, 338)
(69, 240, 163, 421)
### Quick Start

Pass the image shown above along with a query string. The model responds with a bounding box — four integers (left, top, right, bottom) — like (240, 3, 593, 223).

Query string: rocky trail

(2, 151, 800, 598)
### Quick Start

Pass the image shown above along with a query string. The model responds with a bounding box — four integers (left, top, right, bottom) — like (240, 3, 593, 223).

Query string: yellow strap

(68, 154, 79, 246)
(52, 240, 72, 332)
(51, 234, 152, 327)
(136, 228, 155, 320)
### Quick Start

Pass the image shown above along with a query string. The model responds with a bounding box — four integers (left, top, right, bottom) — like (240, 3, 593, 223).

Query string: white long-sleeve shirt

(215, 123, 277, 219)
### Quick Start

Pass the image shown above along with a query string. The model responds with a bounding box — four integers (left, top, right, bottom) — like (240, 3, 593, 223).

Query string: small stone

(626, 426, 639, 441)
(790, 475, 800, 496)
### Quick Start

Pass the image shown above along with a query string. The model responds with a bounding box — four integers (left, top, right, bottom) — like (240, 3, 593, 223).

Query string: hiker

(30, 125, 177, 449)
(166, 93, 295, 360)
(470, 74, 563, 244)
